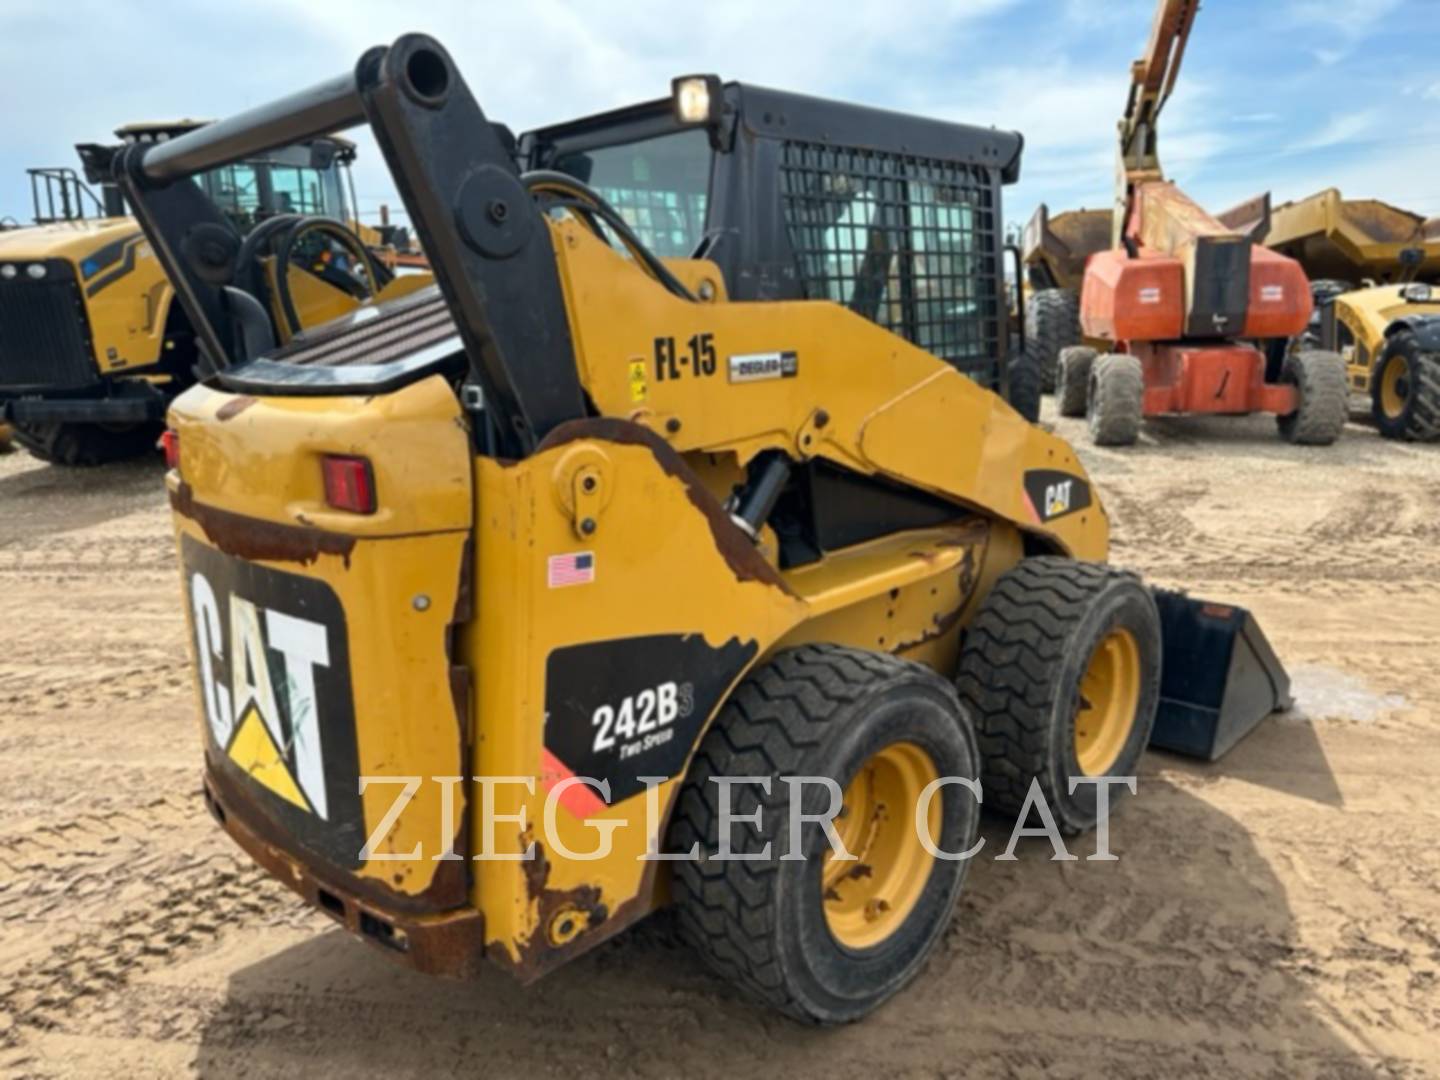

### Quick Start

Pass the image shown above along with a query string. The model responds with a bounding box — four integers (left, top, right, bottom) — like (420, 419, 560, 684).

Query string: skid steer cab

(0, 121, 429, 466)
(126, 36, 1290, 1024)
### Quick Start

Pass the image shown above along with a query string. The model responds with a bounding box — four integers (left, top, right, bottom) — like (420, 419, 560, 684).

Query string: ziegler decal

(1023, 469, 1093, 524)
(543, 634, 758, 806)
(181, 535, 363, 867)
(728, 350, 798, 383)
(654, 333, 717, 382)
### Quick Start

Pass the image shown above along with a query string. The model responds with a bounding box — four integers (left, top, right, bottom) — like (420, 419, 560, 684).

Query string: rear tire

(13, 421, 162, 466)
(1057, 346, 1096, 417)
(1086, 353, 1143, 446)
(1371, 333, 1440, 442)
(1276, 349, 1347, 445)
(668, 644, 981, 1024)
(1024, 288, 1080, 393)
(955, 557, 1161, 835)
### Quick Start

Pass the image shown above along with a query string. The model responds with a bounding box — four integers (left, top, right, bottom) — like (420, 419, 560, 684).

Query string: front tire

(1276, 349, 1347, 445)
(955, 557, 1161, 835)
(668, 645, 981, 1024)
(1007, 341, 1043, 423)
(1371, 333, 1440, 442)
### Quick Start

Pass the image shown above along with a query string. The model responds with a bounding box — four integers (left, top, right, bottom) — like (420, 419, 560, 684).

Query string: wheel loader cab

(0, 121, 408, 464)
(120, 35, 1289, 1024)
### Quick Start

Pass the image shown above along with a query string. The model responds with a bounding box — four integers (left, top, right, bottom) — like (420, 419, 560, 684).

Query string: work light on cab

(671, 75, 721, 126)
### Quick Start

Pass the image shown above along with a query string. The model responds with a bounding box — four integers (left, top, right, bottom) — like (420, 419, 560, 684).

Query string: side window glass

(553, 128, 712, 259)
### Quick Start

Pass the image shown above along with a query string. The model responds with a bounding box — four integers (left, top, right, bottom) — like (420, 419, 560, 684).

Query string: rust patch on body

(170, 481, 358, 568)
(215, 395, 259, 421)
(536, 418, 797, 597)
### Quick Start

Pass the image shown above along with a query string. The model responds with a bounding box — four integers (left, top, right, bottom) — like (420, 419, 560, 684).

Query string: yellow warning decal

(628, 358, 648, 404)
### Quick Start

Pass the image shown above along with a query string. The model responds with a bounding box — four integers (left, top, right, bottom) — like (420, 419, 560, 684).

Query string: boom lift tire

(954, 557, 1161, 835)
(1025, 287, 1081, 392)
(12, 420, 162, 467)
(1057, 346, 1097, 417)
(667, 644, 981, 1025)
(1276, 349, 1348, 446)
(1372, 333, 1440, 442)
(1007, 342, 1044, 423)
(1086, 353, 1143, 446)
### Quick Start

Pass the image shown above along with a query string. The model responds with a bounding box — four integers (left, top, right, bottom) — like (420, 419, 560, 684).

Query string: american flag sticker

(547, 551, 595, 588)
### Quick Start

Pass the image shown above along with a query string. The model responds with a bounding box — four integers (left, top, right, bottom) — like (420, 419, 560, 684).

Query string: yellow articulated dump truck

(120, 37, 1291, 1023)
(0, 122, 425, 465)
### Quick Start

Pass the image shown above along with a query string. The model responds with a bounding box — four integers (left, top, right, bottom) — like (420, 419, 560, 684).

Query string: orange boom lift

(1063, 0, 1347, 446)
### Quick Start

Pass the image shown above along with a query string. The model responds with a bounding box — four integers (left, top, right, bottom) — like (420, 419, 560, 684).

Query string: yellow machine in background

(0, 122, 425, 465)
(1219, 188, 1440, 440)
(121, 38, 1291, 1024)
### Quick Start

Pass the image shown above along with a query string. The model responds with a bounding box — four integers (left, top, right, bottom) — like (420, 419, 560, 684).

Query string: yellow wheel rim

(822, 741, 938, 950)
(1380, 355, 1411, 420)
(1074, 628, 1142, 776)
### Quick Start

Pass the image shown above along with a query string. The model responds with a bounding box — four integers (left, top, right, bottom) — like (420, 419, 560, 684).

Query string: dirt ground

(0, 402, 1437, 1078)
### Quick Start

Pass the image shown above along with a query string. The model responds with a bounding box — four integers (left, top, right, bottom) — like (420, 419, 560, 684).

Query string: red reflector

(160, 429, 180, 471)
(322, 455, 376, 514)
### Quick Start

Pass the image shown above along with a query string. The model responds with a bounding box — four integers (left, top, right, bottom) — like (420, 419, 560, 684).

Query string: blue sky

(2, 0, 1437, 235)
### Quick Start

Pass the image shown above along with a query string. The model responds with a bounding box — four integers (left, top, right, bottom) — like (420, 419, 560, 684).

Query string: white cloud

(1289, 109, 1382, 152)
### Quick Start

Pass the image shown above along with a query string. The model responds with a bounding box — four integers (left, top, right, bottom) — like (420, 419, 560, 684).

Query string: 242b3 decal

(545, 633, 757, 804)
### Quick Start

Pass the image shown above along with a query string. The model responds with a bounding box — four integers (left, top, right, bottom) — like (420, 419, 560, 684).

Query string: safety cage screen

(779, 141, 1003, 386)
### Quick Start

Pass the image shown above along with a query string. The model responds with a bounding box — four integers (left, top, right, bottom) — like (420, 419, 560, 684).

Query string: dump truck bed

(1221, 188, 1440, 284)
(1021, 203, 1113, 292)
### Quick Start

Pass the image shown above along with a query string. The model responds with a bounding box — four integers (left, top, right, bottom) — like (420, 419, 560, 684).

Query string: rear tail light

(322, 455, 376, 514)
(160, 429, 180, 471)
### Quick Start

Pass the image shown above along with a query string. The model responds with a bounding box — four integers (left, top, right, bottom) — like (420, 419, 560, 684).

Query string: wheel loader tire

(955, 556, 1161, 836)
(1086, 353, 1143, 446)
(668, 644, 981, 1025)
(1371, 333, 1440, 442)
(1007, 342, 1043, 423)
(12, 421, 162, 466)
(1057, 345, 1096, 417)
(1024, 287, 1080, 393)
(1276, 349, 1347, 445)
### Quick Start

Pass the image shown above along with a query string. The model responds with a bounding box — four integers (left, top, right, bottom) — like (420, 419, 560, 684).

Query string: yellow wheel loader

(0, 122, 424, 465)
(118, 37, 1291, 1023)
(1303, 279, 1440, 441)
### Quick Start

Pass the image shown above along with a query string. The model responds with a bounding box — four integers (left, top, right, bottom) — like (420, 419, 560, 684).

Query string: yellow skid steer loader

(118, 36, 1290, 1023)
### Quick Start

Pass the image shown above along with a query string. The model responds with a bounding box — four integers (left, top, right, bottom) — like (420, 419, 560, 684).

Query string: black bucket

(1150, 589, 1293, 761)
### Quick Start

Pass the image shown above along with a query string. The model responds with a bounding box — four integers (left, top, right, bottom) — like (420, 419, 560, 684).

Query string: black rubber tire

(955, 557, 1161, 836)
(12, 421, 163, 466)
(1007, 342, 1043, 423)
(1086, 353, 1143, 446)
(1276, 349, 1347, 445)
(1057, 345, 1096, 417)
(1371, 333, 1440, 442)
(1024, 288, 1081, 393)
(668, 644, 981, 1025)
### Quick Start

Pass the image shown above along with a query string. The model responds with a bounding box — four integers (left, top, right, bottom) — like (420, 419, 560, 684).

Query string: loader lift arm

(113, 40, 586, 459)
